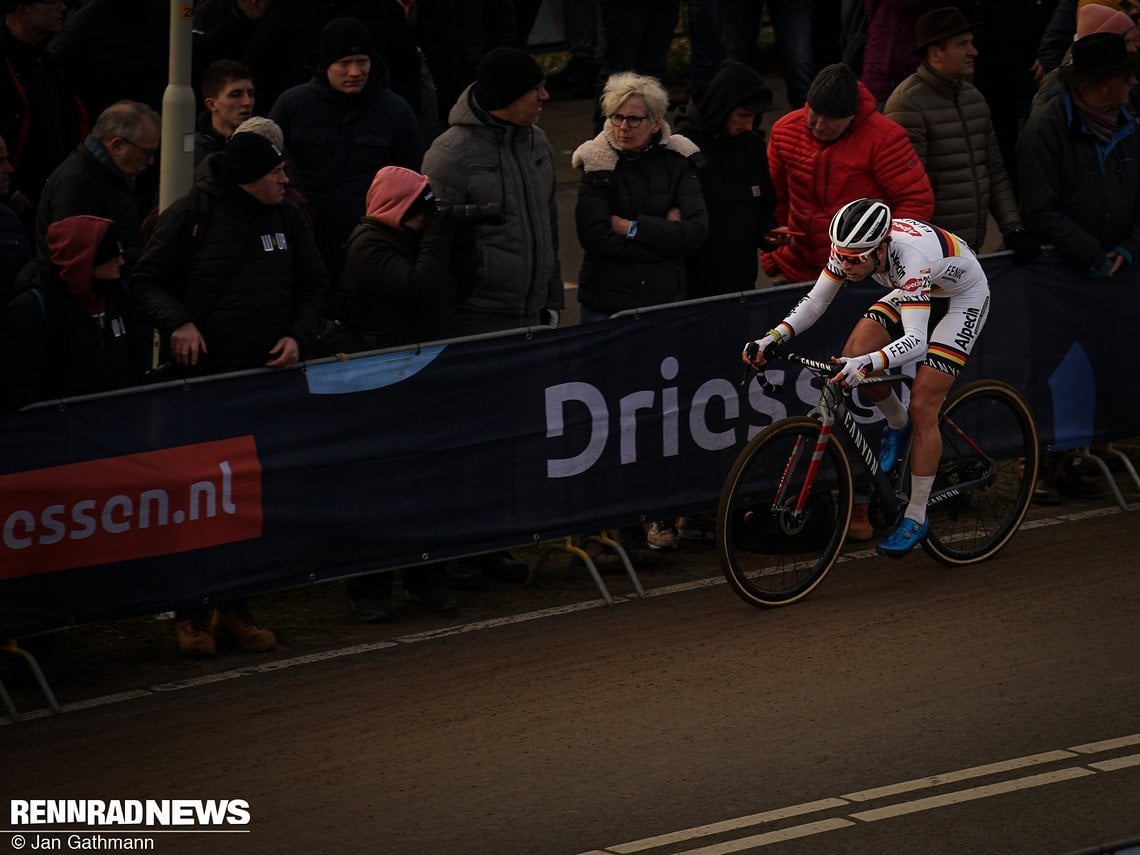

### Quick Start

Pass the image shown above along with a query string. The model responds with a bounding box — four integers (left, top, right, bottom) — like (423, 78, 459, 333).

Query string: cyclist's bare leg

(840, 318, 891, 403)
(908, 364, 955, 477)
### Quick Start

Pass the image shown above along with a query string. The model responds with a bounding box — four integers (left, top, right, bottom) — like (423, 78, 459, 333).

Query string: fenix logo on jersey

(0, 437, 263, 578)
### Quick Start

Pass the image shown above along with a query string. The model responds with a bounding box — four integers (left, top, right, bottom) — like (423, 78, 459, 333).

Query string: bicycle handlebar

(741, 346, 906, 395)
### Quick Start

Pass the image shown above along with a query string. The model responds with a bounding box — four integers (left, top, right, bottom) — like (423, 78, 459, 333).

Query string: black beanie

(222, 132, 285, 185)
(93, 222, 123, 266)
(474, 47, 544, 111)
(806, 63, 858, 118)
(319, 17, 374, 69)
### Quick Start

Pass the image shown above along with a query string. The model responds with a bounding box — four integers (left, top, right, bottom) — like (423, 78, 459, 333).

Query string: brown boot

(211, 609, 276, 652)
(176, 616, 216, 656)
(847, 503, 873, 542)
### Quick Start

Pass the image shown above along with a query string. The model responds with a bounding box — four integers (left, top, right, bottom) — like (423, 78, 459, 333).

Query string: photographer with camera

(335, 165, 460, 352)
(327, 164, 462, 620)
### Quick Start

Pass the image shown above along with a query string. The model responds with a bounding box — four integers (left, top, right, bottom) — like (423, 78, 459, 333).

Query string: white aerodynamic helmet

(829, 198, 891, 252)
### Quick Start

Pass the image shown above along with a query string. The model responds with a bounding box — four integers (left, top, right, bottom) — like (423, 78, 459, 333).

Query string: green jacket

(884, 63, 1021, 249)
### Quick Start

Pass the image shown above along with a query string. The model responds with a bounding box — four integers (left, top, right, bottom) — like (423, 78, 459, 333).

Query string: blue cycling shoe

(876, 516, 930, 557)
(879, 421, 912, 474)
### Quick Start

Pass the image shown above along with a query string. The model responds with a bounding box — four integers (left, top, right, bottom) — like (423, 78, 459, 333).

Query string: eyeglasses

(608, 113, 649, 128)
(834, 248, 874, 266)
(121, 138, 158, 159)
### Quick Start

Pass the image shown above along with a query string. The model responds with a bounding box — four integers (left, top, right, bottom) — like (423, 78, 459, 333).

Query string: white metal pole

(158, 0, 196, 212)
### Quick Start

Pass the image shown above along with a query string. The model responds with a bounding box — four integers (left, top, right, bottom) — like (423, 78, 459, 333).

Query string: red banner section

(0, 437, 263, 579)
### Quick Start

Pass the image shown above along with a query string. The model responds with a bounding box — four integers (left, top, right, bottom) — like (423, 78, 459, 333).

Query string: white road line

(150, 640, 401, 692)
(1070, 733, 1140, 754)
(1089, 753, 1140, 772)
(605, 799, 851, 854)
(670, 819, 855, 855)
(395, 599, 616, 642)
(593, 737, 1140, 854)
(848, 767, 1096, 822)
(840, 750, 1076, 801)
(1, 503, 1132, 726)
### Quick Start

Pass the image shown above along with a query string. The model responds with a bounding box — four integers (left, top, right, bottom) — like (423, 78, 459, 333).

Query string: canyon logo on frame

(0, 436, 263, 578)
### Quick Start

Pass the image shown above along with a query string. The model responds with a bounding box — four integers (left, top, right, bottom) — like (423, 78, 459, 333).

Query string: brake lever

(740, 341, 782, 394)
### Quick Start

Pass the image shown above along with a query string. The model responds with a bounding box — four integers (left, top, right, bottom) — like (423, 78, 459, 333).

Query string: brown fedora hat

(912, 7, 979, 55)
(1058, 31, 1140, 85)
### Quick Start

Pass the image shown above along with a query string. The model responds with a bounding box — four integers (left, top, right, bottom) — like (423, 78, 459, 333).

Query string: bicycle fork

(775, 416, 836, 520)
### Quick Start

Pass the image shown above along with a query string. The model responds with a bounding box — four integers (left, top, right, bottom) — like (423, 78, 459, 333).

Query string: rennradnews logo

(0, 437, 263, 579)
(10, 800, 250, 826)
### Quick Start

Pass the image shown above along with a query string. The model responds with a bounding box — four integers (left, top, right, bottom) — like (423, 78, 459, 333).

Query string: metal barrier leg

(0, 675, 19, 722)
(1098, 443, 1140, 495)
(527, 536, 614, 606)
(588, 530, 645, 598)
(1, 638, 61, 716)
(1076, 449, 1130, 512)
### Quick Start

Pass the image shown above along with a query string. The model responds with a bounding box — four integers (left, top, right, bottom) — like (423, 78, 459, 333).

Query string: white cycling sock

(877, 392, 909, 430)
(906, 474, 935, 523)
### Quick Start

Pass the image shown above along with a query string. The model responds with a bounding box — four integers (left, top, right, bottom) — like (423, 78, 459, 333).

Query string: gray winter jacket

(884, 63, 1021, 249)
(421, 85, 563, 317)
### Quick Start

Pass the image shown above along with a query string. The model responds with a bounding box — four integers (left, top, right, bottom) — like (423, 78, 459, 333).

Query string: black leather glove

(1004, 228, 1041, 266)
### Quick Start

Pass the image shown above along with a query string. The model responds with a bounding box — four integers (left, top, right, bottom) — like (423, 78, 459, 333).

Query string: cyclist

(743, 197, 990, 556)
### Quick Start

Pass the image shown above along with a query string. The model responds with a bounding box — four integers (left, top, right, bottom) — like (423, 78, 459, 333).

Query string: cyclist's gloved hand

(541, 307, 560, 327)
(743, 335, 776, 367)
(1003, 228, 1040, 266)
(830, 355, 869, 388)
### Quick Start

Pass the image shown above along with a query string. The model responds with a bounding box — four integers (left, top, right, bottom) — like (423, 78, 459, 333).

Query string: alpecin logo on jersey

(901, 276, 925, 292)
(892, 221, 922, 237)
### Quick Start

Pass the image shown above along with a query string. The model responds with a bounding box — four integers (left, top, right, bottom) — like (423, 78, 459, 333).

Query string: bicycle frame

(758, 352, 998, 529)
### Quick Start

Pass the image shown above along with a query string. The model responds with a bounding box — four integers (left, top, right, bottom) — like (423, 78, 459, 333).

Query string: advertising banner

(1, 252, 1136, 636)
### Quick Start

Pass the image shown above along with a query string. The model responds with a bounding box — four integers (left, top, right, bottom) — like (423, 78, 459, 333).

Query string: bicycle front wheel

(923, 380, 1039, 565)
(716, 417, 853, 607)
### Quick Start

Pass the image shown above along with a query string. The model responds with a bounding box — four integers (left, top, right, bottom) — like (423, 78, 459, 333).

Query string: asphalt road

(2, 505, 1138, 855)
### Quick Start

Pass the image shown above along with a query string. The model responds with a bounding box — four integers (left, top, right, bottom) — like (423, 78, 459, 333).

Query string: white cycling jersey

(767, 218, 990, 377)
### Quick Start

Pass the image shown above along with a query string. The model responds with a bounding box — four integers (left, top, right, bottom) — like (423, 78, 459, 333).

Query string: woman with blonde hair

(571, 72, 709, 551)
(571, 71, 709, 325)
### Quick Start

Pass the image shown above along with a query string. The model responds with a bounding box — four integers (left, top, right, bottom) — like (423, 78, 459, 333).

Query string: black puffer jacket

(571, 123, 708, 313)
(338, 216, 459, 349)
(673, 61, 778, 296)
(130, 154, 328, 374)
(36, 140, 146, 268)
(0, 216, 131, 412)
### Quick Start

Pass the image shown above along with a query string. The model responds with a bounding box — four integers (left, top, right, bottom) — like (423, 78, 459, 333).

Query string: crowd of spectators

(2, 0, 1136, 651)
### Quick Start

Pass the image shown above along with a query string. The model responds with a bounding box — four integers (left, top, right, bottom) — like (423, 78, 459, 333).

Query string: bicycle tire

(716, 417, 854, 607)
(923, 380, 1039, 565)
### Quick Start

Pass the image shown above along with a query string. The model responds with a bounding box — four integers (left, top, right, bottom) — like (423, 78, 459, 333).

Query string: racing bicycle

(716, 347, 1039, 608)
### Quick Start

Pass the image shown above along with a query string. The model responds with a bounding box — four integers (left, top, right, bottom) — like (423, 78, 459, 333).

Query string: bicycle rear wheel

(716, 417, 853, 607)
(923, 380, 1039, 565)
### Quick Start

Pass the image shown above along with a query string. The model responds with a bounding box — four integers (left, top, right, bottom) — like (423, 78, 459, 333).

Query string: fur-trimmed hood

(571, 121, 703, 173)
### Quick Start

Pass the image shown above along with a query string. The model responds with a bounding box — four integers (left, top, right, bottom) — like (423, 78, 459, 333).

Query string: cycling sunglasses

(833, 247, 875, 265)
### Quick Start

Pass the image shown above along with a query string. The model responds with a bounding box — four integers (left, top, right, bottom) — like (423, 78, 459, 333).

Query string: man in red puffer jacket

(763, 63, 934, 285)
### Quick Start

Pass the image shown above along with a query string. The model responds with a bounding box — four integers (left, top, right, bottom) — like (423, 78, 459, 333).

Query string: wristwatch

(626, 219, 638, 239)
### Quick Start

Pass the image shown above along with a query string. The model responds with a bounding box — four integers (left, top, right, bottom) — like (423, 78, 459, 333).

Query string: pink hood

(45, 215, 115, 313)
(365, 165, 430, 229)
